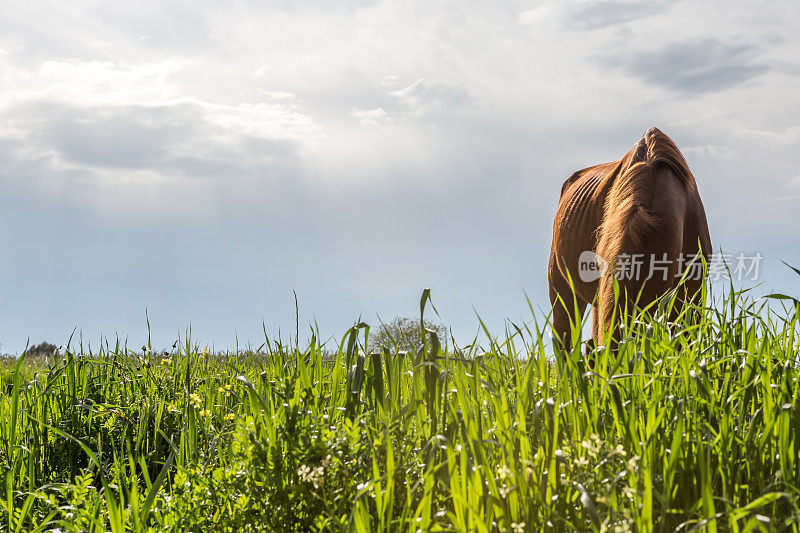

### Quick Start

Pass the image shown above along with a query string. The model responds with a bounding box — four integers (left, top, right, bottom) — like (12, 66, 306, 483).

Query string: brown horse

(548, 127, 711, 352)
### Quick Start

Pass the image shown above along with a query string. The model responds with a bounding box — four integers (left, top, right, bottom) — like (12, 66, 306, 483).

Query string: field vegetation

(1, 277, 800, 531)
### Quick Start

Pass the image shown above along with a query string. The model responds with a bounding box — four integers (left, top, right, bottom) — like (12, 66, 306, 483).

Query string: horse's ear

(634, 140, 647, 163)
(623, 138, 648, 169)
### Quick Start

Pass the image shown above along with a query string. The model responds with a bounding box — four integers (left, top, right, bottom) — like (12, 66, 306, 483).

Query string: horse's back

(550, 161, 618, 302)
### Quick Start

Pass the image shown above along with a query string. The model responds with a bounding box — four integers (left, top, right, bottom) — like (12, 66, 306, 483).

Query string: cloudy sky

(1, 0, 799, 353)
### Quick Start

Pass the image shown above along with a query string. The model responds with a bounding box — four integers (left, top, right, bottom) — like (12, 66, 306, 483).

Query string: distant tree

(369, 316, 448, 354)
(25, 342, 57, 358)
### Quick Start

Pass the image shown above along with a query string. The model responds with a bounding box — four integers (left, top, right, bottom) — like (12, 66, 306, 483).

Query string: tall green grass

(1, 279, 799, 531)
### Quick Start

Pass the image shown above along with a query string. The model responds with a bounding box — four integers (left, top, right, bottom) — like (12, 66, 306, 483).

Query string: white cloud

(389, 78, 469, 117)
(519, 1, 670, 31)
(739, 126, 800, 148)
(2, 59, 185, 108)
(518, 6, 556, 28)
(684, 144, 739, 160)
(769, 193, 800, 202)
(350, 107, 391, 127)
(201, 101, 322, 145)
(257, 90, 296, 101)
(253, 64, 271, 79)
(0, 58, 324, 190)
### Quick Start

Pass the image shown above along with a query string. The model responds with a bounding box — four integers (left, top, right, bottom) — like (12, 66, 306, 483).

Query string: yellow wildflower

(189, 393, 202, 409)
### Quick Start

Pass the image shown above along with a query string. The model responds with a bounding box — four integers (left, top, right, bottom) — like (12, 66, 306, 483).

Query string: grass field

(2, 279, 800, 532)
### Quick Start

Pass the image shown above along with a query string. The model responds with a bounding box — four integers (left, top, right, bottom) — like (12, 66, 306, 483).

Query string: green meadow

(2, 279, 800, 532)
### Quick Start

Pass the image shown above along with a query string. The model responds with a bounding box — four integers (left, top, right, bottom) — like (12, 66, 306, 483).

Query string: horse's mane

(596, 127, 695, 324)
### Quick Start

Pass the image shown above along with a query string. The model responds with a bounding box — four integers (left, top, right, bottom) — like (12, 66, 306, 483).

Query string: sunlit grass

(1, 278, 799, 531)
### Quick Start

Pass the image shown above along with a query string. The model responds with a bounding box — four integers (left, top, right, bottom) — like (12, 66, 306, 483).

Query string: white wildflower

(497, 465, 512, 480)
(573, 456, 589, 467)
